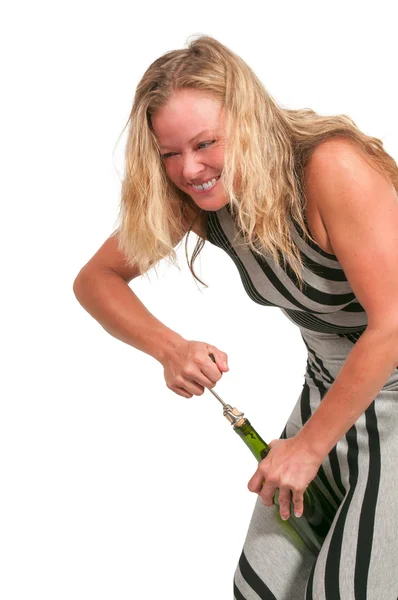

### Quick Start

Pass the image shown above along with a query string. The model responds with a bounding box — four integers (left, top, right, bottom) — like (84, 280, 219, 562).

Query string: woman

(73, 35, 398, 599)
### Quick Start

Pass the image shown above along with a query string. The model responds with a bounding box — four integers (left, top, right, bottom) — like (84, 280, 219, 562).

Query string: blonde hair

(115, 35, 398, 286)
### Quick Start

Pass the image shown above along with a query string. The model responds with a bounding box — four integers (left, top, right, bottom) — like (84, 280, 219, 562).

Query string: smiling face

(151, 88, 229, 211)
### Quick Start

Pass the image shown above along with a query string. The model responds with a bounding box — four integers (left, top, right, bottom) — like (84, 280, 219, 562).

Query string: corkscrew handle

(207, 353, 227, 407)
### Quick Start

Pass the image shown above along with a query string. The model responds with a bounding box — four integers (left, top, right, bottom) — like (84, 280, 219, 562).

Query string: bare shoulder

(302, 136, 393, 254)
(304, 135, 395, 214)
(304, 135, 385, 191)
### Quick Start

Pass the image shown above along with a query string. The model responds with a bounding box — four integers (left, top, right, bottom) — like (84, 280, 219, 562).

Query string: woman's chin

(190, 192, 229, 212)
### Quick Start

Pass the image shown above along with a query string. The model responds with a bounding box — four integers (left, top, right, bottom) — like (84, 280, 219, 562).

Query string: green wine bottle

(207, 356, 337, 554)
(233, 416, 337, 554)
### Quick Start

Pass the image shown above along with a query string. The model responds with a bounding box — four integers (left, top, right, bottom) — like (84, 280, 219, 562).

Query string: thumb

(248, 468, 264, 493)
(208, 351, 229, 372)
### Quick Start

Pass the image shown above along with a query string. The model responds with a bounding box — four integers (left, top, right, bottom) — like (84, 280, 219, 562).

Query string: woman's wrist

(293, 427, 331, 465)
(151, 328, 186, 364)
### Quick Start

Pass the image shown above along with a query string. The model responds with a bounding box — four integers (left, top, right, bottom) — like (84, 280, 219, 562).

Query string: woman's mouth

(190, 176, 220, 193)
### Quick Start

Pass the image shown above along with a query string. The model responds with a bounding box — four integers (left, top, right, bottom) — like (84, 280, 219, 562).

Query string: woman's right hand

(161, 339, 229, 398)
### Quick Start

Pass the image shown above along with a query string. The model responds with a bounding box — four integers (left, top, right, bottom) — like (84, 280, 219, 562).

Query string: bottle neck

(233, 419, 270, 462)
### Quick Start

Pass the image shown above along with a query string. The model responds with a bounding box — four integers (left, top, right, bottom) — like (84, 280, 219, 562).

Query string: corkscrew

(208, 353, 245, 427)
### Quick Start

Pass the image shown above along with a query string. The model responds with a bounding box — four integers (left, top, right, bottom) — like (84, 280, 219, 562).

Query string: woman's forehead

(155, 89, 222, 120)
(151, 90, 224, 145)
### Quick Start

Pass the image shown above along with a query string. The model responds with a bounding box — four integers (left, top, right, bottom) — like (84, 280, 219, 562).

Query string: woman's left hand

(247, 438, 323, 520)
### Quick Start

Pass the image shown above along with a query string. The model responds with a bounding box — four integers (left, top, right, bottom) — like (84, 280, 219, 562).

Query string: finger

(199, 366, 222, 387)
(259, 480, 278, 507)
(173, 386, 193, 399)
(277, 488, 292, 520)
(247, 469, 266, 494)
(170, 374, 203, 396)
(182, 362, 219, 389)
(207, 350, 229, 373)
(182, 379, 205, 396)
(292, 490, 304, 518)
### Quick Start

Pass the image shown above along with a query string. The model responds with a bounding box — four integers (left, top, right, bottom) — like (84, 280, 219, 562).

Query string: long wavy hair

(114, 35, 398, 286)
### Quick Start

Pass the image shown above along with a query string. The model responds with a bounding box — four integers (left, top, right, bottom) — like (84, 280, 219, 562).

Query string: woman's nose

(182, 153, 205, 182)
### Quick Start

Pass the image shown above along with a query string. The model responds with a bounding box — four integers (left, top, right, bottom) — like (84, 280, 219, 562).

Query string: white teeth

(192, 177, 218, 191)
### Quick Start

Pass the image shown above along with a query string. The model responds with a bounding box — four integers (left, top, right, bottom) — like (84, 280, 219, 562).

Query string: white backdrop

(1, 1, 397, 598)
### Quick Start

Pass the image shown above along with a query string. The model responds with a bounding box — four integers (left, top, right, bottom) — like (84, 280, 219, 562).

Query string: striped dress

(206, 204, 398, 600)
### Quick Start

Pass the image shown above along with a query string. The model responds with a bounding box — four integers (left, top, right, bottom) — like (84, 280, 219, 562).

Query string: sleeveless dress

(206, 204, 398, 600)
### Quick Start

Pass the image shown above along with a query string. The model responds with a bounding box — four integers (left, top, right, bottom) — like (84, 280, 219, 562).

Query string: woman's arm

(73, 201, 205, 361)
(73, 207, 229, 397)
(297, 138, 398, 456)
(73, 233, 184, 363)
(248, 138, 398, 519)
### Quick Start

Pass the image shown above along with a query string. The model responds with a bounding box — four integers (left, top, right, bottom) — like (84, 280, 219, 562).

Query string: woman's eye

(161, 140, 216, 159)
(198, 140, 216, 149)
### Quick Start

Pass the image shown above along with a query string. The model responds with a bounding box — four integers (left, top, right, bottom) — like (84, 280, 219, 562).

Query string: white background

(1, 1, 397, 598)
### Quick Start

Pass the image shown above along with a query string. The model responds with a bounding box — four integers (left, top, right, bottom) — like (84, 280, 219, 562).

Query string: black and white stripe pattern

(205, 207, 397, 599)
(207, 207, 368, 333)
